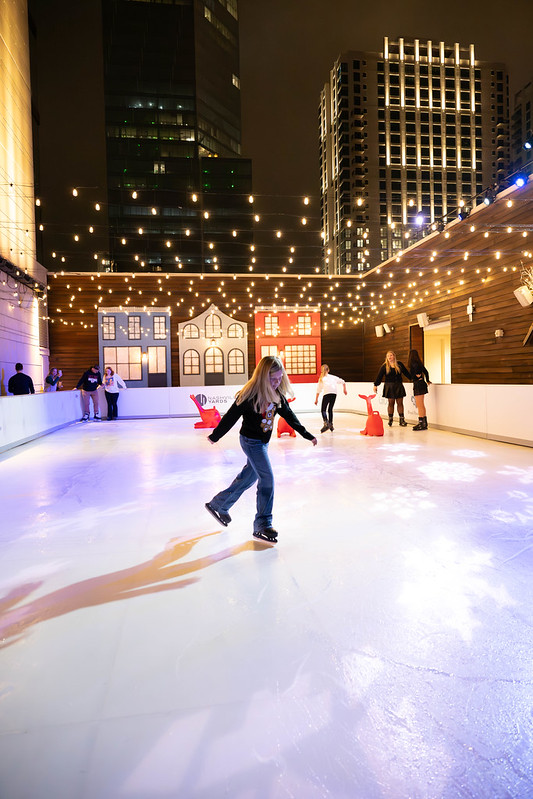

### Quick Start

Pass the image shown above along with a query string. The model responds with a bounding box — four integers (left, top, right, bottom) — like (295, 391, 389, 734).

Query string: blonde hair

(236, 355, 293, 412)
(383, 350, 401, 374)
(320, 364, 329, 379)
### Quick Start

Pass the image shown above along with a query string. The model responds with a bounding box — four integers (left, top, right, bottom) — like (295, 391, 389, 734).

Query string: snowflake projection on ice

(398, 537, 514, 641)
(382, 453, 416, 464)
(276, 457, 353, 481)
(378, 443, 421, 453)
(497, 465, 533, 485)
(417, 460, 484, 483)
(370, 486, 436, 519)
(450, 449, 487, 459)
(490, 489, 533, 526)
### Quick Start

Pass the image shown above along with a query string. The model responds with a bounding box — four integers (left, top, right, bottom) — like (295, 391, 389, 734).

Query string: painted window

(228, 322, 244, 338)
(284, 344, 317, 374)
(128, 315, 141, 340)
(148, 346, 166, 374)
(153, 316, 167, 340)
(183, 323, 199, 338)
(228, 348, 245, 374)
(205, 346, 223, 373)
(103, 346, 142, 380)
(183, 349, 200, 375)
(261, 345, 278, 358)
(101, 316, 116, 340)
(205, 314, 222, 338)
(297, 315, 312, 335)
(264, 315, 279, 336)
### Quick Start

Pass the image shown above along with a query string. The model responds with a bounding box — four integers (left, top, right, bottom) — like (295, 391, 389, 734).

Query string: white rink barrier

(1, 382, 532, 452)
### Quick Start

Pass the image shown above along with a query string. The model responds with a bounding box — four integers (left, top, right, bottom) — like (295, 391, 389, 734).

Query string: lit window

(205, 347, 223, 373)
(285, 345, 317, 375)
(128, 316, 141, 340)
(183, 349, 200, 375)
(228, 322, 244, 338)
(153, 316, 167, 340)
(103, 346, 142, 381)
(297, 315, 312, 335)
(264, 315, 279, 336)
(228, 348, 245, 374)
(205, 314, 222, 338)
(183, 323, 199, 339)
(102, 316, 116, 340)
(148, 346, 166, 374)
(261, 345, 278, 358)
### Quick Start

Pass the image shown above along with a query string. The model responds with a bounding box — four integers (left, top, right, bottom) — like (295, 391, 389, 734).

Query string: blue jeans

(210, 435, 274, 533)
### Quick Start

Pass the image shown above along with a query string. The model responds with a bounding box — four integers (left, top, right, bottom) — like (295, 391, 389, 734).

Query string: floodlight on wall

(417, 312, 430, 328)
(457, 207, 470, 220)
(495, 329, 504, 338)
(375, 325, 385, 337)
(513, 285, 533, 307)
(383, 323, 394, 334)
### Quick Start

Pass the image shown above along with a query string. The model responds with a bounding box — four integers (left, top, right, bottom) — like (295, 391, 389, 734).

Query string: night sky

(239, 0, 533, 201)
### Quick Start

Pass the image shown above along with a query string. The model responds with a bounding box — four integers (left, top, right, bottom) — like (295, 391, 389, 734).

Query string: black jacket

(8, 372, 35, 395)
(76, 370, 102, 391)
(208, 394, 315, 444)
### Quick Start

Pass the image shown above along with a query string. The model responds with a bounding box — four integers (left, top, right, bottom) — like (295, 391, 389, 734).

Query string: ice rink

(0, 412, 532, 799)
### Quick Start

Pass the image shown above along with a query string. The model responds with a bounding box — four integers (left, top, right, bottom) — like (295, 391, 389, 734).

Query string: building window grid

(128, 316, 141, 340)
(183, 349, 200, 375)
(205, 314, 222, 338)
(285, 345, 317, 375)
(153, 315, 167, 340)
(103, 346, 142, 381)
(205, 347, 224, 374)
(227, 348, 245, 374)
(102, 316, 116, 340)
(264, 315, 279, 336)
(183, 323, 200, 338)
(297, 316, 312, 335)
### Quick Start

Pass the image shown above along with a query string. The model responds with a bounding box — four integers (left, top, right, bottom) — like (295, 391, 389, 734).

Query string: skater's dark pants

(210, 435, 274, 532)
(321, 393, 336, 424)
(105, 390, 119, 419)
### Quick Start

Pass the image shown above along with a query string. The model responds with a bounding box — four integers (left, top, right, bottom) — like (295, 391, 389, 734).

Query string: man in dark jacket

(8, 363, 35, 395)
(75, 365, 102, 421)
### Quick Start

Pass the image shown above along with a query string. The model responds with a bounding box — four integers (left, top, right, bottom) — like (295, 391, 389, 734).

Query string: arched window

(228, 348, 245, 374)
(205, 347, 223, 373)
(205, 314, 222, 338)
(183, 349, 200, 375)
(228, 322, 244, 338)
(183, 323, 199, 339)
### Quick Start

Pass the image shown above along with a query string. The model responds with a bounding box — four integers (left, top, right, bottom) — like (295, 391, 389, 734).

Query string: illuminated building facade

(319, 37, 509, 274)
(31, 0, 252, 273)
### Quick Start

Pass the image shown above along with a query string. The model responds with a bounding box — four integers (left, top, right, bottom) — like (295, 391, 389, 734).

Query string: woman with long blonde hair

(373, 350, 411, 427)
(205, 356, 317, 543)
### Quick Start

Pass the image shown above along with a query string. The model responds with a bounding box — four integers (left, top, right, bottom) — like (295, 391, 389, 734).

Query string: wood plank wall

(47, 273, 365, 388)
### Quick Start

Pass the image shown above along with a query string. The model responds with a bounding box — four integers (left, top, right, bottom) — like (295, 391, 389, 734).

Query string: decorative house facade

(98, 307, 172, 387)
(254, 307, 322, 383)
(178, 304, 248, 386)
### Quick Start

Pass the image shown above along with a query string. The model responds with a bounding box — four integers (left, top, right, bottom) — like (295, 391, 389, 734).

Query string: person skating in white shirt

(315, 364, 347, 433)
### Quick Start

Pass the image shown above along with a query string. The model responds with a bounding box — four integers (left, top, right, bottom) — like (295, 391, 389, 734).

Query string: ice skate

(205, 502, 231, 527)
(253, 527, 278, 543)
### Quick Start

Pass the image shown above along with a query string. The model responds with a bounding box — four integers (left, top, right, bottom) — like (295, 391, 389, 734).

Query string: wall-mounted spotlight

(494, 329, 504, 338)
(483, 187, 496, 205)
(457, 207, 470, 221)
(513, 285, 533, 307)
(417, 312, 430, 328)
(514, 174, 528, 188)
(375, 325, 385, 338)
(383, 323, 394, 334)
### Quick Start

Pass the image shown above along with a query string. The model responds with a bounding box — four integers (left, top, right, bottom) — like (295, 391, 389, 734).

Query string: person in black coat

(408, 349, 431, 430)
(373, 350, 411, 427)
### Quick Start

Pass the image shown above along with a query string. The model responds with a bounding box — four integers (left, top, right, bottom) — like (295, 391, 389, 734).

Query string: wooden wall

(47, 272, 365, 388)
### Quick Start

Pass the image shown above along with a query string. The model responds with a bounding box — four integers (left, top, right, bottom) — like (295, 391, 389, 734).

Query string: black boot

(399, 415, 407, 427)
(422, 416, 428, 429)
(388, 415, 394, 427)
(413, 417, 424, 431)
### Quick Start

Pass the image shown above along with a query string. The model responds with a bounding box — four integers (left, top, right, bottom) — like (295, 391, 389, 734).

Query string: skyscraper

(319, 37, 509, 274)
(31, 0, 252, 274)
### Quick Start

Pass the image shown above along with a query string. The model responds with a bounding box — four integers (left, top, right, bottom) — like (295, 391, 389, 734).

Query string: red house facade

(254, 307, 322, 383)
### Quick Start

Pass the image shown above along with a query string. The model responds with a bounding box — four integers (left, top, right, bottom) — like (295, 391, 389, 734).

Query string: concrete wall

(2, 382, 532, 453)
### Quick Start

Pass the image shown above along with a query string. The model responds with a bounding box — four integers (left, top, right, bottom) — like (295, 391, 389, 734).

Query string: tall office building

(510, 80, 532, 175)
(31, 0, 252, 274)
(319, 37, 509, 274)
